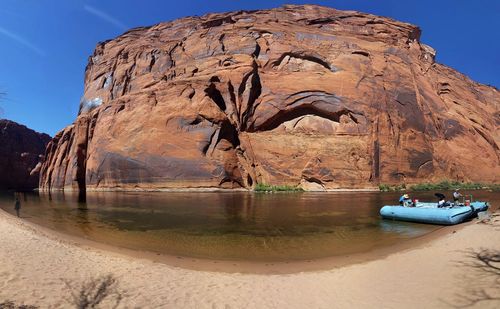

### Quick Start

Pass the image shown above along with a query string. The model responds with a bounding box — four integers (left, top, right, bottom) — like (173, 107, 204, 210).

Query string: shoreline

(0, 209, 458, 274)
(1, 209, 499, 308)
(35, 187, 381, 193)
(32, 185, 499, 193)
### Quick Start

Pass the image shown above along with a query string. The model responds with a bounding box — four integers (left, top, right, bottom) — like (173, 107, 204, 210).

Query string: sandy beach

(0, 210, 499, 309)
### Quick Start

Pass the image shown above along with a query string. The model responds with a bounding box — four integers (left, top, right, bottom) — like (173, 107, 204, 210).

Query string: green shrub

(379, 181, 497, 192)
(409, 180, 494, 191)
(378, 184, 390, 192)
(254, 183, 304, 192)
(378, 184, 406, 192)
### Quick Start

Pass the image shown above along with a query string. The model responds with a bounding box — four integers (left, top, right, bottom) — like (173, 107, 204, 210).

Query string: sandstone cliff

(40, 5, 500, 191)
(0, 120, 51, 190)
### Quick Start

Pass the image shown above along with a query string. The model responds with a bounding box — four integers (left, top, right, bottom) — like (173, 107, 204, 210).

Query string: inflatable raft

(380, 201, 489, 225)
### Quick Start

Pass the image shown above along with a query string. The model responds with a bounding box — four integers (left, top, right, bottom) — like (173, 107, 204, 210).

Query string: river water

(0, 190, 497, 262)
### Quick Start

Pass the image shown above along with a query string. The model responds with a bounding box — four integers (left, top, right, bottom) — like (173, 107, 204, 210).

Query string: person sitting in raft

(399, 193, 411, 206)
(435, 193, 449, 208)
(453, 189, 462, 205)
(438, 197, 446, 207)
(438, 197, 452, 207)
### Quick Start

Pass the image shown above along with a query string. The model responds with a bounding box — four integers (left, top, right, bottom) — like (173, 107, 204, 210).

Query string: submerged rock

(40, 5, 500, 191)
(0, 120, 51, 190)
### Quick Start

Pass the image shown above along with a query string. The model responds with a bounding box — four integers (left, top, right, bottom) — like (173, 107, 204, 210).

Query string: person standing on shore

(14, 196, 21, 217)
(453, 189, 462, 205)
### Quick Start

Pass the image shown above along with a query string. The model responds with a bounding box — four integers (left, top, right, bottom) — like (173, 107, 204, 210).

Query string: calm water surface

(0, 190, 498, 262)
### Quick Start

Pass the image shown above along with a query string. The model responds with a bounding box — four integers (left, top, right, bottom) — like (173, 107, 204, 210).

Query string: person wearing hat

(453, 189, 462, 205)
(399, 193, 411, 206)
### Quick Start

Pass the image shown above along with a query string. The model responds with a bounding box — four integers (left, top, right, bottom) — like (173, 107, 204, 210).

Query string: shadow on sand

(447, 214, 500, 308)
(63, 274, 124, 309)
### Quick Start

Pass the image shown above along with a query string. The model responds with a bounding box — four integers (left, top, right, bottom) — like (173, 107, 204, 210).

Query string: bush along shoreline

(254, 183, 304, 192)
(379, 181, 500, 192)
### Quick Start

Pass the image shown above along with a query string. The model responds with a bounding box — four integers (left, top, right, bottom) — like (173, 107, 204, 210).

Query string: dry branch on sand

(0, 300, 37, 309)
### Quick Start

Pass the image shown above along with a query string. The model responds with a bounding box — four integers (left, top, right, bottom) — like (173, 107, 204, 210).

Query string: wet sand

(1, 209, 499, 308)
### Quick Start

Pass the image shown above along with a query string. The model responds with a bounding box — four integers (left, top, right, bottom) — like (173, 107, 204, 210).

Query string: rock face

(0, 120, 51, 190)
(40, 5, 500, 191)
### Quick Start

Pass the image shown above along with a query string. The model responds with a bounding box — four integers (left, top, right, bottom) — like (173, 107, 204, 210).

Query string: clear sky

(0, 0, 498, 136)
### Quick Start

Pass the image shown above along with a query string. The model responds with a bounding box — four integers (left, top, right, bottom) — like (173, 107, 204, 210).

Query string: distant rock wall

(0, 120, 51, 190)
(40, 5, 499, 191)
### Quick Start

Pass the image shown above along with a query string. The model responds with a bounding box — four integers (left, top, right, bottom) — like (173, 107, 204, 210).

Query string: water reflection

(378, 220, 430, 237)
(78, 190, 87, 204)
(0, 190, 497, 261)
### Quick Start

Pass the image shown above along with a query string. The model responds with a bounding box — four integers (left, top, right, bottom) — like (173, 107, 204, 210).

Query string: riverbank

(36, 187, 381, 192)
(33, 183, 499, 193)
(379, 180, 500, 192)
(1, 210, 499, 308)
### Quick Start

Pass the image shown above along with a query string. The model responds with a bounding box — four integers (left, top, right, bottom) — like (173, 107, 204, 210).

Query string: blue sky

(0, 0, 498, 136)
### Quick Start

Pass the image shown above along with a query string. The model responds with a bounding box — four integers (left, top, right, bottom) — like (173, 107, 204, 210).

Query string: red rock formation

(39, 5, 500, 191)
(0, 120, 51, 190)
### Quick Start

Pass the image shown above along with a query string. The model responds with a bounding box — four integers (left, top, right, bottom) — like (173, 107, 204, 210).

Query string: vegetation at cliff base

(410, 181, 483, 191)
(378, 184, 407, 192)
(254, 183, 304, 192)
(379, 180, 500, 192)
